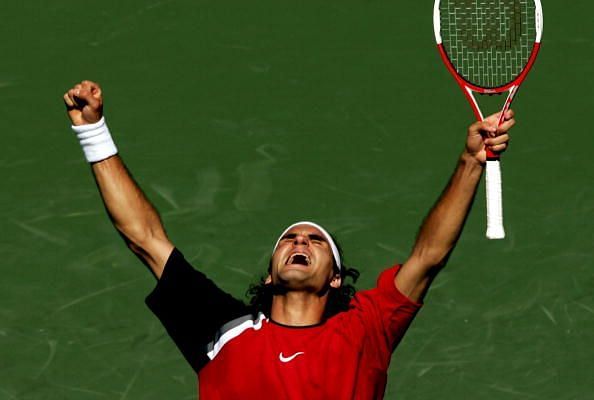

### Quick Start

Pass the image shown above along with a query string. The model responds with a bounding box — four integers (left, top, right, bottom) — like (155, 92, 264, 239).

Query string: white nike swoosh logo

(279, 352, 305, 363)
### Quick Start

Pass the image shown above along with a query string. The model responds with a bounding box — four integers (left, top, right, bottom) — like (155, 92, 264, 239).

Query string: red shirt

(199, 266, 421, 400)
(146, 249, 421, 399)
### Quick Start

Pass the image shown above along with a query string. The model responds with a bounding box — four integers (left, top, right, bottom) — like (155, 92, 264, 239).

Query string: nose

(293, 234, 308, 246)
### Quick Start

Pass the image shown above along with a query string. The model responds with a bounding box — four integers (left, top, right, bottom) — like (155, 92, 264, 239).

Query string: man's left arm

(396, 110, 515, 302)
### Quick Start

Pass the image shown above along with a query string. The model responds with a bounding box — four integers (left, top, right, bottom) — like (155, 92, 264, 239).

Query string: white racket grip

(485, 160, 505, 239)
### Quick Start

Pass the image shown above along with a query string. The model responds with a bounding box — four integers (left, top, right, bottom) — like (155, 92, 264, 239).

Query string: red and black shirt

(146, 248, 421, 399)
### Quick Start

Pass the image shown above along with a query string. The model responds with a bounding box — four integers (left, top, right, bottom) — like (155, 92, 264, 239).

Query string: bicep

(395, 256, 439, 303)
(128, 235, 174, 279)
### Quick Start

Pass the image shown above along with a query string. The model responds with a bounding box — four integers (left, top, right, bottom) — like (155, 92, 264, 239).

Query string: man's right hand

(63, 80, 103, 126)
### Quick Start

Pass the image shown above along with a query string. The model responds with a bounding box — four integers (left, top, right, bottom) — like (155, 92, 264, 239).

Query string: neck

(270, 291, 328, 326)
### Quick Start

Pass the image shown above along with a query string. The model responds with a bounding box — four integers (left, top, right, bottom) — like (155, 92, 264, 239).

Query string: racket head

(434, 0, 543, 94)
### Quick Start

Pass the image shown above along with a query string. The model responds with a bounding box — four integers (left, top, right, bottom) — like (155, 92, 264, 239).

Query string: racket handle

(485, 159, 505, 239)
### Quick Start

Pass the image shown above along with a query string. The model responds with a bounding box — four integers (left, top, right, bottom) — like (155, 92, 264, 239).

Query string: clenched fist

(63, 80, 103, 126)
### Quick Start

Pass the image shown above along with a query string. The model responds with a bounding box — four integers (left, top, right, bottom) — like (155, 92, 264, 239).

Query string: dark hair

(246, 235, 360, 320)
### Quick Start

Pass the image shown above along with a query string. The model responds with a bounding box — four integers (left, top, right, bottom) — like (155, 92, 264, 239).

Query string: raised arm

(64, 80, 173, 278)
(396, 111, 515, 302)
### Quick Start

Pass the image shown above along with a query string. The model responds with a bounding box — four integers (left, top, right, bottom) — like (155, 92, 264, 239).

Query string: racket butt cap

(486, 227, 505, 240)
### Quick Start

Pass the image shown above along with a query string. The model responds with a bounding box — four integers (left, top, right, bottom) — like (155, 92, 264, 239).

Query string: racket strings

(440, 0, 536, 88)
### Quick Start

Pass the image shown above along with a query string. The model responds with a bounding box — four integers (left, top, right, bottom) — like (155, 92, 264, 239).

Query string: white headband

(273, 221, 341, 271)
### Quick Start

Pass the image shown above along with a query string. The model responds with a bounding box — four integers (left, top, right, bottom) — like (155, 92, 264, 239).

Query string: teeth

(288, 253, 310, 265)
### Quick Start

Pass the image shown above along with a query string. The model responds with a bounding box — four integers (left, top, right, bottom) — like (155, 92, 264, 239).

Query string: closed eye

(309, 234, 327, 244)
(280, 233, 327, 245)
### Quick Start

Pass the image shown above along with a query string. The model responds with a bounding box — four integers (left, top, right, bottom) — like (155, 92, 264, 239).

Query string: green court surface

(1, 1, 592, 399)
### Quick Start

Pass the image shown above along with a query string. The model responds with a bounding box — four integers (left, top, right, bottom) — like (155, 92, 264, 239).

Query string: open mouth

(286, 253, 310, 266)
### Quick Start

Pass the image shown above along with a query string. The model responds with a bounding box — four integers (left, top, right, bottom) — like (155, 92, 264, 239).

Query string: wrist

(459, 151, 485, 172)
(71, 117, 118, 163)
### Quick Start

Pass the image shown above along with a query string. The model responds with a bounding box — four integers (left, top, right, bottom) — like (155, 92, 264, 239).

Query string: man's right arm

(64, 81, 252, 372)
(92, 156, 174, 278)
(64, 80, 173, 278)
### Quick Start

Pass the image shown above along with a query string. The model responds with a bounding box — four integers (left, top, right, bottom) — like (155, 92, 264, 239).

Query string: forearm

(64, 81, 175, 277)
(396, 113, 513, 301)
(92, 155, 173, 278)
(396, 152, 483, 301)
(411, 151, 483, 267)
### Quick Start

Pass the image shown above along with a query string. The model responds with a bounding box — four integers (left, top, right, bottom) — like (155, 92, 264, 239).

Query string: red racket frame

(436, 42, 542, 159)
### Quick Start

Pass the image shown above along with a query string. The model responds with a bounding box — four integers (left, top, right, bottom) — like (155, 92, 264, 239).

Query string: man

(63, 80, 513, 399)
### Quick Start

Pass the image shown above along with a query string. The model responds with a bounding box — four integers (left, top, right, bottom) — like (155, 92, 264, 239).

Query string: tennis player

(64, 80, 514, 399)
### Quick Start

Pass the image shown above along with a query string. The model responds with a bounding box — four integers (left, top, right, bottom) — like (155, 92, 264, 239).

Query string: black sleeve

(145, 248, 249, 373)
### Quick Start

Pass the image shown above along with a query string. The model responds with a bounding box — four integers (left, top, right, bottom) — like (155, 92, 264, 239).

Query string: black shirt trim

(145, 248, 249, 373)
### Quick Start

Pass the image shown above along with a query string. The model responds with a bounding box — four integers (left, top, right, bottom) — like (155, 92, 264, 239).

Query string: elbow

(115, 222, 164, 253)
(116, 223, 171, 279)
(410, 244, 452, 271)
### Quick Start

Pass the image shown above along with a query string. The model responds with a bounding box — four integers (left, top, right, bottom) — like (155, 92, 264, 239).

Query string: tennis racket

(433, 0, 543, 239)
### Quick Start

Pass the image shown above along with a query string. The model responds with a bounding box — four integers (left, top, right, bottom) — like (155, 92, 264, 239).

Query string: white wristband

(71, 117, 118, 163)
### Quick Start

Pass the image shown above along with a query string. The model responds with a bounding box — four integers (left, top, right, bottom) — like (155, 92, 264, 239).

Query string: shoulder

(145, 248, 250, 373)
(352, 265, 422, 310)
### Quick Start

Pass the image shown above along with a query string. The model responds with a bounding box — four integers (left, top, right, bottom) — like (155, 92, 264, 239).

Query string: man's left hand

(465, 109, 515, 164)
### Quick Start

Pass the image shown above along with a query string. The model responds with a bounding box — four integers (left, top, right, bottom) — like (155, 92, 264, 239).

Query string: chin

(276, 270, 311, 288)
(278, 268, 307, 281)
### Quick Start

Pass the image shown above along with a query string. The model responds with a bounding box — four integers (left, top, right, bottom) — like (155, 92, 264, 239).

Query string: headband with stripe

(273, 221, 341, 271)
